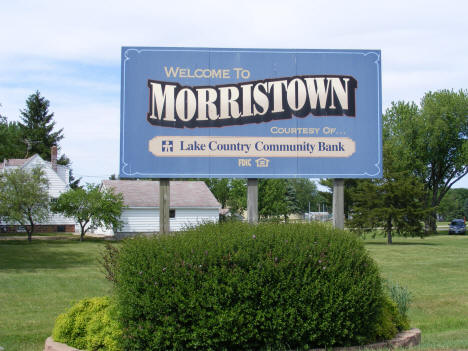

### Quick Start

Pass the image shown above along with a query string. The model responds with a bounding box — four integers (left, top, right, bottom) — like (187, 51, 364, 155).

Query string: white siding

(46, 213, 76, 226)
(56, 165, 69, 184)
(171, 208, 219, 231)
(114, 207, 219, 234)
(120, 208, 160, 233)
(23, 156, 69, 198)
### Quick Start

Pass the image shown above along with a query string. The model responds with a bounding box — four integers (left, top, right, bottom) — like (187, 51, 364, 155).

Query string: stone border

(44, 329, 421, 351)
(44, 337, 81, 351)
(312, 329, 421, 350)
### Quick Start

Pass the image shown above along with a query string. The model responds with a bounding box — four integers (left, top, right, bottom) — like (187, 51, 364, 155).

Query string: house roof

(102, 180, 221, 208)
(0, 157, 32, 169)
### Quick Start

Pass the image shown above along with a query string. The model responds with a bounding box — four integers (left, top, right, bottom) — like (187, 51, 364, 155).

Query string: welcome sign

(120, 47, 382, 178)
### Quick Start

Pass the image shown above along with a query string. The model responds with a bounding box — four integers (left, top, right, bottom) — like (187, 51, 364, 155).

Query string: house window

(169, 209, 176, 218)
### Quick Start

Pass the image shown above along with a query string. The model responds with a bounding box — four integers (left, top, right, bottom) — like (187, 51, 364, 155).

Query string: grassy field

(0, 232, 76, 237)
(1, 233, 467, 350)
(364, 234, 468, 349)
(0, 239, 113, 351)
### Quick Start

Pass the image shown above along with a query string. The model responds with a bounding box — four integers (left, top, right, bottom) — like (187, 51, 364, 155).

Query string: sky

(0, 0, 466, 188)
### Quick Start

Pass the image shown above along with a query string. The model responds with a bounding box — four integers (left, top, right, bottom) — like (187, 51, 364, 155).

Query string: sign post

(159, 179, 170, 233)
(247, 179, 259, 224)
(332, 179, 345, 229)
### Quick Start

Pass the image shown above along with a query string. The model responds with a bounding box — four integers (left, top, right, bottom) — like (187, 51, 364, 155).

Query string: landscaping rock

(44, 328, 421, 351)
(43, 337, 82, 351)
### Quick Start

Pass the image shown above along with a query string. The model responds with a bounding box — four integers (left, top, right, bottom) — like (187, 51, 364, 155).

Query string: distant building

(305, 212, 331, 222)
(98, 180, 221, 238)
(0, 147, 75, 232)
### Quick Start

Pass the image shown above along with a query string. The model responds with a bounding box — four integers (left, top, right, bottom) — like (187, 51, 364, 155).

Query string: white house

(0, 147, 75, 232)
(100, 180, 221, 238)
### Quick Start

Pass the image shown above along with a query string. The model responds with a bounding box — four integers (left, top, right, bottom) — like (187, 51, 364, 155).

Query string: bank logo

(161, 140, 173, 152)
(256, 158, 270, 168)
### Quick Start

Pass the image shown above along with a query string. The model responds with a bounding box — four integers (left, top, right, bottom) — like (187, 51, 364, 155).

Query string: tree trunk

(424, 184, 439, 234)
(80, 222, 88, 242)
(428, 210, 437, 233)
(27, 218, 35, 243)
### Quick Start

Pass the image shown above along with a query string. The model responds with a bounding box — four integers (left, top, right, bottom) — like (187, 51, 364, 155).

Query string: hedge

(114, 222, 398, 350)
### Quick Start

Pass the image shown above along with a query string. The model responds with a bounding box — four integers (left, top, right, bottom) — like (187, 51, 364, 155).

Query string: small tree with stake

(52, 184, 124, 241)
(0, 167, 49, 242)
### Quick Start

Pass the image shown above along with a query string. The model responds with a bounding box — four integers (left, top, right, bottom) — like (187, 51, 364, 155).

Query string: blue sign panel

(120, 47, 382, 178)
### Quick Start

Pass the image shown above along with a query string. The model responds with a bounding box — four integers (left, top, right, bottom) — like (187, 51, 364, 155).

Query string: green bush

(115, 222, 397, 350)
(52, 296, 122, 351)
(374, 295, 409, 341)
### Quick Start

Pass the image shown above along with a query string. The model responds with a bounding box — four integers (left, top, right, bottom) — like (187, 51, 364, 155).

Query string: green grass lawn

(0, 232, 76, 237)
(364, 234, 468, 349)
(1, 233, 467, 350)
(0, 239, 114, 351)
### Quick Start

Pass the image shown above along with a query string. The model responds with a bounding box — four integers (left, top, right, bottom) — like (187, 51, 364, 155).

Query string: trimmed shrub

(115, 222, 396, 350)
(52, 296, 122, 351)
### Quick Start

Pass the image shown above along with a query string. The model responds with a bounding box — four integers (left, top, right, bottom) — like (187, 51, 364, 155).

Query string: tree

(19, 91, 64, 160)
(52, 184, 124, 241)
(258, 179, 300, 220)
(348, 146, 430, 244)
(0, 167, 49, 242)
(437, 188, 468, 220)
(464, 198, 468, 219)
(384, 89, 468, 232)
(288, 179, 320, 213)
(227, 179, 247, 215)
(0, 117, 26, 160)
(204, 178, 230, 208)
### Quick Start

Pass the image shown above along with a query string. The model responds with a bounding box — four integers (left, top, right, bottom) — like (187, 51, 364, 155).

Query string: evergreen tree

(348, 145, 431, 244)
(19, 91, 64, 160)
(0, 118, 26, 160)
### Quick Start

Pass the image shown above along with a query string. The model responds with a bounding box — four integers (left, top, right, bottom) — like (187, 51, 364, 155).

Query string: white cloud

(0, 0, 466, 187)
